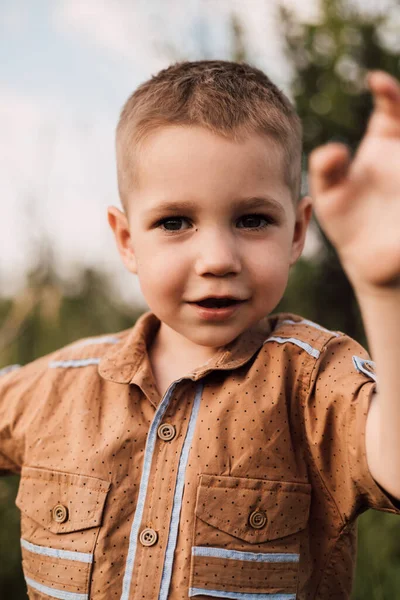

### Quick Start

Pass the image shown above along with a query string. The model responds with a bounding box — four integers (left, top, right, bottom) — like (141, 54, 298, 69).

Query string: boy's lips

(189, 295, 247, 303)
(188, 298, 246, 321)
(188, 298, 247, 310)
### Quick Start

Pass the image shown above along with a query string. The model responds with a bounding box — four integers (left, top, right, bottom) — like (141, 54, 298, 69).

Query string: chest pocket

(16, 466, 110, 600)
(190, 474, 311, 599)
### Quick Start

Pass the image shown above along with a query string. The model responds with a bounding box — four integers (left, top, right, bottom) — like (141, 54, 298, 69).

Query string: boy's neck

(149, 321, 219, 373)
(148, 325, 218, 398)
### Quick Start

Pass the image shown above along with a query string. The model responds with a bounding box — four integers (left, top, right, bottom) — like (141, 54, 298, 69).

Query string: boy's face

(109, 126, 312, 357)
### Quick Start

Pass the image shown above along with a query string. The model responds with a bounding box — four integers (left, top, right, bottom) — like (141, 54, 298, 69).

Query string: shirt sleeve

(0, 357, 48, 475)
(303, 333, 400, 521)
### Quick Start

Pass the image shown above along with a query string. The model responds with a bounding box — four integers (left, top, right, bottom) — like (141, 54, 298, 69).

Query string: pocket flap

(196, 474, 311, 544)
(16, 466, 110, 534)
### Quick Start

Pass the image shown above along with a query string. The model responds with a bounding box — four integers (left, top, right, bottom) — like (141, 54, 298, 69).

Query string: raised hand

(309, 72, 400, 291)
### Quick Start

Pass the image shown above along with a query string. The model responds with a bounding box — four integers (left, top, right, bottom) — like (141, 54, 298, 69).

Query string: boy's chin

(182, 325, 249, 349)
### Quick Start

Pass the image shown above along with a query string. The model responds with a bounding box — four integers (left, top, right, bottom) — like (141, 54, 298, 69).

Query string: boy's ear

(107, 206, 138, 274)
(289, 195, 313, 266)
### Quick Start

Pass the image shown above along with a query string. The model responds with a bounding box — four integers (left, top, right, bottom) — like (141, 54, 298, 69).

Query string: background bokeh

(1, 0, 400, 597)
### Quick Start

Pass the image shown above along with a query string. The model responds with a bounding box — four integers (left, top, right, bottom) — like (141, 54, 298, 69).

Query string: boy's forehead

(138, 125, 284, 172)
(130, 125, 292, 209)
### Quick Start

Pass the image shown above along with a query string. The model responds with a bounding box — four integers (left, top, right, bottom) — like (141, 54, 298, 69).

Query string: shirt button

(52, 504, 68, 524)
(157, 423, 176, 442)
(139, 528, 158, 547)
(249, 510, 267, 529)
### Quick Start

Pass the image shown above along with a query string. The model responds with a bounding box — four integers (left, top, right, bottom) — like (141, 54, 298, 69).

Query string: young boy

(0, 60, 399, 600)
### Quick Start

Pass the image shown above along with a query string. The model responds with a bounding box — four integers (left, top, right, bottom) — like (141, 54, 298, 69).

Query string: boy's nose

(194, 231, 241, 277)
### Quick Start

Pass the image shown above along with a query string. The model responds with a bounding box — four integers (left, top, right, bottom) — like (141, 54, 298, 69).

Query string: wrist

(351, 279, 400, 302)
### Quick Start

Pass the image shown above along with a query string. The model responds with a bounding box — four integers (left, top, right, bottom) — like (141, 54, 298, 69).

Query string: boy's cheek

(138, 263, 184, 299)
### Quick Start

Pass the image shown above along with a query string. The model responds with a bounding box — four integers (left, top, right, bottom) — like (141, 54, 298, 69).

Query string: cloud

(0, 85, 143, 301)
(0, 1, 30, 36)
(52, 0, 290, 84)
(52, 0, 213, 73)
(0, 88, 51, 291)
(54, 0, 151, 62)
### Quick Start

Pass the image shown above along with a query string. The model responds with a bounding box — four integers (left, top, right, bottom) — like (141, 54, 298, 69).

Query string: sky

(0, 0, 320, 308)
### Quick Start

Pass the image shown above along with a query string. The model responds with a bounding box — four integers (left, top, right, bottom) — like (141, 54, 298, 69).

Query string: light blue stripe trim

(25, 576, 88, 600)
(0, 364, 21, 377)
(158, 384, 203, 600)
(264, 336, 320, 359)
(21, 538, 93, 563)
(192, 546, 299, 563)
(189, 588, 296, 600)
(72, 336, 120, 348)
(352, 356, 377, 382)
(281, 318, 340, 337)
(120, 379, 184, 600)
(49, 358, 101, 368)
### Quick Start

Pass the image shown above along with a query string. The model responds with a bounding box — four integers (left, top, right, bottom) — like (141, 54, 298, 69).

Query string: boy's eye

(237, 214, 271, 229)
(156, 213, 273, 233)
(158, 217, 189, 232)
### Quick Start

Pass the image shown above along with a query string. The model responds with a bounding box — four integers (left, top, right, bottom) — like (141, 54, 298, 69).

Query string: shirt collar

(98, 311, 275, 386)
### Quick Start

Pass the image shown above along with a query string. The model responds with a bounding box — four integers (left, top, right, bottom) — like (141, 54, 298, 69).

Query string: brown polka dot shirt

(1, 311, 399, 600)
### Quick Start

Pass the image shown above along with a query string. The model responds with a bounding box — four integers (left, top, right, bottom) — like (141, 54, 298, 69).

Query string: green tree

(278, 0, 400, 343)
(277, 0, 400, 597)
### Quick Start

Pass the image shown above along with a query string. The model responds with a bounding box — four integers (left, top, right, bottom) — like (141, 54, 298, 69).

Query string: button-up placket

(97, 311, 274, 599)
(128, 380, 202, 599)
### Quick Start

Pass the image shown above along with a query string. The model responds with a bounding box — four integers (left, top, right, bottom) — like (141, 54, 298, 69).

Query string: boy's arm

(0, 358, 50, 475)
(359, 289, 400, 501)
(0, 366, 24, 474)
(309, 72, 400, 500)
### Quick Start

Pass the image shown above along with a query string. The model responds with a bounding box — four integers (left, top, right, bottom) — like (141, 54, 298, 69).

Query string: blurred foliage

(1, 0, 400, 597)
(276, 0, 400, 597)
(277, 0, 400, 345)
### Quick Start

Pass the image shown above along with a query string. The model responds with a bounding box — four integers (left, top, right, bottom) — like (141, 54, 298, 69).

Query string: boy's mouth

(192, 297, 243, 309)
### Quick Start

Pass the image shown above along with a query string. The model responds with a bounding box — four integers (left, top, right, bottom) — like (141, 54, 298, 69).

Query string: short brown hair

(116, 60, 302, 206)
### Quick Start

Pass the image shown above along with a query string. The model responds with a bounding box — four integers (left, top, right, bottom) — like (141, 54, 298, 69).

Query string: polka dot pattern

(0, 311, 399, 599)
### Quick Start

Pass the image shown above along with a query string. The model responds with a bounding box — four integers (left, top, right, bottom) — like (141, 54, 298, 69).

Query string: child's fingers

(309, 143, 351, 196)
(367, 71, 400, 124)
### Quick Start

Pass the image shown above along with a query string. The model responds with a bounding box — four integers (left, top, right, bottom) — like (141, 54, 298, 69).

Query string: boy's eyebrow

(235, 196, 285, 213)
(145, 196, 285, 217)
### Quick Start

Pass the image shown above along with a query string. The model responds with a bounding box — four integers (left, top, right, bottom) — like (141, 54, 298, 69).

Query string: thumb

(309, 143, 351, 196)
